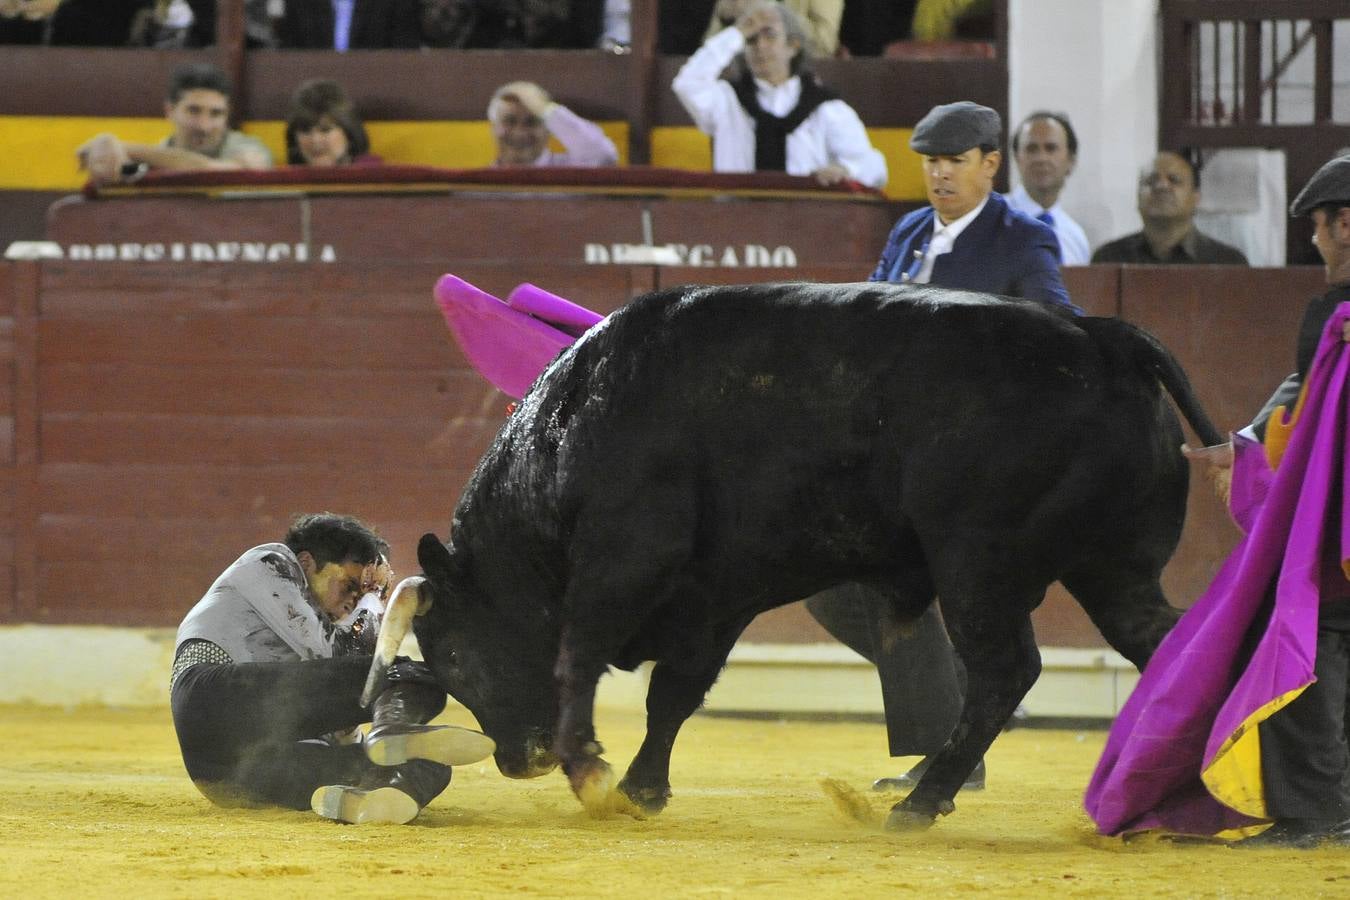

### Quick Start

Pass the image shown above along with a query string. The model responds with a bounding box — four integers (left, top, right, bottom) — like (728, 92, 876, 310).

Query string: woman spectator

(284, 80, 379, 167)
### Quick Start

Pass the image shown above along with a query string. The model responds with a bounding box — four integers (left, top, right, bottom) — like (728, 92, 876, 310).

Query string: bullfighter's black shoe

(312, 760, 452, 825)
(872, 757, 986, 793)
(310, 784, 420, 825)
(366, 722, 495, 767)
(1233, 818, 1345, 849)
(364, 657, 495, 767)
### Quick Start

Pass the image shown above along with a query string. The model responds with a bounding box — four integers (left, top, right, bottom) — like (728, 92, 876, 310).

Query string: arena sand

(3, 702, 1348, 899)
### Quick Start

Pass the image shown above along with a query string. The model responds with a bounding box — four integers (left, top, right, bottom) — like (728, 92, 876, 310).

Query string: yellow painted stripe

(651, 125, 925, 201)
(0, 115, 631, 190)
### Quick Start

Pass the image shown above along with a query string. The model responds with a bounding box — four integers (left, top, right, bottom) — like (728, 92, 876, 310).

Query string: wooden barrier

(0, 253, 1332, 649)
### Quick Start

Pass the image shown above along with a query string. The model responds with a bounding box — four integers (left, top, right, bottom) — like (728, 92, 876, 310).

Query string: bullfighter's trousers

(805, 584, 964, 757)
(170, 654, 451, 810)
(1258, 600, 1350, 823)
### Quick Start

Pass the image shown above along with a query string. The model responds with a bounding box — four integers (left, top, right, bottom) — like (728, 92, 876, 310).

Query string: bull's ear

(418, 532, 455, 581)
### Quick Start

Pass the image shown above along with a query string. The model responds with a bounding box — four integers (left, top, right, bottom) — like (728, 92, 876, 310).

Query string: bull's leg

(617, 618, 751, 815)
(886, 603, 1042, 831)
(1060, 564, 1180, 670)
(552, 626, 618, 816)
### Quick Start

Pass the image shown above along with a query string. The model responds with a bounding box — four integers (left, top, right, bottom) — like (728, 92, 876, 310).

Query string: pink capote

(1084, 303, 1350, 836)
(433, 274, 603, 399)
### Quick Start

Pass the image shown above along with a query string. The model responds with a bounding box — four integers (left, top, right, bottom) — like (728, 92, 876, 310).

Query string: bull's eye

(445, 648, 458, 668)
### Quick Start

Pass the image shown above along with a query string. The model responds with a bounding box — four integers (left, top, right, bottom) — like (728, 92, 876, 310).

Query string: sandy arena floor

(2, 702, 1348, 899)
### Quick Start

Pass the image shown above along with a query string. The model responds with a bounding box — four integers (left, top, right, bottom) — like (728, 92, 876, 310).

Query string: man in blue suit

(870, 100, 1075, 305)
(806, 100, 1076, 795)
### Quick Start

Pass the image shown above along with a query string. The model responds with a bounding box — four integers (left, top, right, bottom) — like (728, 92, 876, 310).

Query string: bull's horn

(360, 575, 431, 707)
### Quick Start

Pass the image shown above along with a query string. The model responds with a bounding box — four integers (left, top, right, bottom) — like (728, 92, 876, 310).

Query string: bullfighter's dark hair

(166, 62, 233, 104)
(284, 513, 383, 569)
(1011, 110, 1078, 157)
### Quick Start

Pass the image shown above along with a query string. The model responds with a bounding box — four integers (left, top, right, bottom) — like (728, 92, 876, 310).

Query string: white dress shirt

(912, 196, 988, 283)
(1005, 184, 1090, 265)
(672, 27, 888, 189)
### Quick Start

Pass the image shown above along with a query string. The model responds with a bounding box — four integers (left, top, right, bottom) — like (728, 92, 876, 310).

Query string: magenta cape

(433, 274, 602, 399)
(1084, 303, 1350, 836)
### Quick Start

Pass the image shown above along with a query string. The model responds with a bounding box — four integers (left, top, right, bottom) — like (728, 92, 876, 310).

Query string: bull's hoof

(569, 759, 617, 818)
(884, 797, 956, 832)
(884, 808, 936, 832)
(616, 778, 671, 817)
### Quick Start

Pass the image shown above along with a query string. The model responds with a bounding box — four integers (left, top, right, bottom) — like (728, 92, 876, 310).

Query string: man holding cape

(1085, 154, 1350, 847)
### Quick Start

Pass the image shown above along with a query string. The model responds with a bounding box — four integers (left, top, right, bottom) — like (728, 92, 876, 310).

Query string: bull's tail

(1079, 316, 1225, 448)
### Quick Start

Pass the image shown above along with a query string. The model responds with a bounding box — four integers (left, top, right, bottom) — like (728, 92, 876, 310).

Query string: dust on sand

(2, 703, 1348, 899)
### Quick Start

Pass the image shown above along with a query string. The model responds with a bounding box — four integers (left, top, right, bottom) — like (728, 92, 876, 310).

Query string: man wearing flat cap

(1183, 154, 1350, 847)
(805, 100, 1076, 798)
(863, 100, 1074, 304)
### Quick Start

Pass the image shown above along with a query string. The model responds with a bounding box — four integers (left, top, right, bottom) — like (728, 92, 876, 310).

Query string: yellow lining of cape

(1264, 380, 1309, 470)
(1200, 682, 1312, 818)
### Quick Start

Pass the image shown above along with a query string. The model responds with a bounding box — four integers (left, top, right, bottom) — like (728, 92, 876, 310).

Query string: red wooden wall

(0, 257, 1331, 649)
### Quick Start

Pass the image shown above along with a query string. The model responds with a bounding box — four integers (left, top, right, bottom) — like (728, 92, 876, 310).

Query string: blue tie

(333, 0, 354, 51)
(1036, 210, 1055, 227)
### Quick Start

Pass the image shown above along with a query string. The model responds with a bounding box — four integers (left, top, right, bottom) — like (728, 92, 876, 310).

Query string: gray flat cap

(1290, 155, 1350, 217)
(909, 101, 1002, 155)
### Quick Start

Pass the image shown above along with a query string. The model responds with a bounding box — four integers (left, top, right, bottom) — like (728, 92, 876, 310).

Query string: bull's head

(363, 532, 559, 779)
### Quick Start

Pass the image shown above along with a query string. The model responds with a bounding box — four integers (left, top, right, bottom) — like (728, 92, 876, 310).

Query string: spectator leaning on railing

(75, 62, 272, 186)
(285, 79, 380, 167)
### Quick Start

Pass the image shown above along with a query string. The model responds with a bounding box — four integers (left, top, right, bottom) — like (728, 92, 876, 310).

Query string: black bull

(398, 281, 1222, 830)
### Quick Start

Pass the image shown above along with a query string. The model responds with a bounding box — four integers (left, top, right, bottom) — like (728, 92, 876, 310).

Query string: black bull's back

(424, 280, 1220, 827)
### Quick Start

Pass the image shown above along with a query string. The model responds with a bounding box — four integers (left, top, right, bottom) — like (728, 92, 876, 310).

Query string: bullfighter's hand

(1181, 441, 1233, 504)
(813, 164, 850, 186)
(1343, 319, 1350, 343)
(499, 80, 553, 118)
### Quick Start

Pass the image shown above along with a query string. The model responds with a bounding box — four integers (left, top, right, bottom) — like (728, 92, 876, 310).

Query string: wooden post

(626, 0, 658, 165)
(215, 1, 250, 123)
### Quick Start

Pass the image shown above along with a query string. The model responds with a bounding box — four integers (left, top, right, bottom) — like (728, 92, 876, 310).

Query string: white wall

(1009, 0, 1160, 253)
(1009, 1, 1295, 264)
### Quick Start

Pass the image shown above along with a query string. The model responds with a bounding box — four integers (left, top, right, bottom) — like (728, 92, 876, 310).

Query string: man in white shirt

(672, 0, 887, 189)
(1005, 111, 1090, 265)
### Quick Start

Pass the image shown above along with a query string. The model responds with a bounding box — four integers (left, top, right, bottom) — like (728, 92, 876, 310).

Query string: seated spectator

(420, 0, 600, 49)
(181, 0, 282, 48)
(1092, 151, 1249, 265)
(704, 0, 842, 58)
(0, 0, 152, 45)
(673, 0, 887, 189)
(75, 62, 272, 186)
(488, 81, 618, 168)
(285, 79, 379, 167)
(910, 0, 994, 41)
(278, 0, 420, 49)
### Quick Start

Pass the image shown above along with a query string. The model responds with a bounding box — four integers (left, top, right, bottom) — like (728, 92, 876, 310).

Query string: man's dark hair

(166, 63, 233, 104)
(1011, 110, 1078, 157)
(284, 513, 382, 568)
